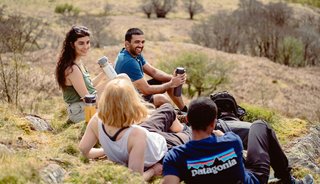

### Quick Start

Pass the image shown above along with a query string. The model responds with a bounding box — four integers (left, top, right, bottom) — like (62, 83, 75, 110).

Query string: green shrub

(241, 103, 308, 144)
(157, 51, 229, 97)
(0, 159, 41, 184)
(285, 0, 320, 8)
(54, 3, 80, 16)
(277, 36, 304, 67)
(62, 144, 79, 156)
(241, 103, 279, 125)
(0, 175, 19, 184)
(65, 162, 145, 183)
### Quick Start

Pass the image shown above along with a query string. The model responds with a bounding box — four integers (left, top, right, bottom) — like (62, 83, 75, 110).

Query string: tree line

(191, 0, 320, 67)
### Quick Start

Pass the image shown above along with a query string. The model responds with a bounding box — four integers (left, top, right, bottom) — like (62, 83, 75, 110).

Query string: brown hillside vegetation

(146, 42, 320, 122)
(31, 40, 320, 122)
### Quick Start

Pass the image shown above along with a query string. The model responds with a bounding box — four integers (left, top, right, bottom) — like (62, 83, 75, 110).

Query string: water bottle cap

(97, 56, 108, 67)
(176, 67, 185, 74)
(84, 94, 96, 103)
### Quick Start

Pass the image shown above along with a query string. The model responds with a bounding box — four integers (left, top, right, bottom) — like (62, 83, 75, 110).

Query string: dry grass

(0, 106, 145, 183)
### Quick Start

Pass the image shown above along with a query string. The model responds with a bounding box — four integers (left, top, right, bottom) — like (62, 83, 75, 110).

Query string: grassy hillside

(0, 0, 319, 183)
(0, 99, 318, 183)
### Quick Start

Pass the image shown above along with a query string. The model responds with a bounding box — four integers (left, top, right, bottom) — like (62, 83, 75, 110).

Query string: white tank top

(98, 120, 168, 168)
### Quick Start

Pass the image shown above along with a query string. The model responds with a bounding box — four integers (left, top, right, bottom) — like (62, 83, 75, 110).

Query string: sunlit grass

(241, 103, 308, 144)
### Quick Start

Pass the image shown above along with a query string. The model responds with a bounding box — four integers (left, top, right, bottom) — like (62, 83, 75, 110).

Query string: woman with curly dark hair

(55, 25, 106, 123)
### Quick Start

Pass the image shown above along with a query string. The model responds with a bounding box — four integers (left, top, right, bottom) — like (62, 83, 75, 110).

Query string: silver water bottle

(97, 56, 117, 81)
(174, 67, 185, 97)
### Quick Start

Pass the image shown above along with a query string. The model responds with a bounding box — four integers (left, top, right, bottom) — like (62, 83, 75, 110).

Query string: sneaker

(291, 174, 314, 184)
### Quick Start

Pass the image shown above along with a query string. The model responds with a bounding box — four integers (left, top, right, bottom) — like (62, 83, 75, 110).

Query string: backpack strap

(216, 119, 232, 133)
(220, 115, 240, 121)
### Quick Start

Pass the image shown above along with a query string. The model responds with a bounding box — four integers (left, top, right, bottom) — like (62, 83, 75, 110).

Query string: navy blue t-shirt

(162, 132, 260, 184)
(114, 48, 146, 82)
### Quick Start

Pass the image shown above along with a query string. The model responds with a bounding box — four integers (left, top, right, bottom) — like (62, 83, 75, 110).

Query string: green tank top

(63, 64, 96, 104)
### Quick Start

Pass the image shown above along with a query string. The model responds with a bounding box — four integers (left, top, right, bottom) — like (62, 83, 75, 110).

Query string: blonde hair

(98, 75, 149, 128)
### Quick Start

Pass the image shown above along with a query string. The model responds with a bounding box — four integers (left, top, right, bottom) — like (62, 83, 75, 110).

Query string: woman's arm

(92, 72, 105, 87)
(128, 128, 160, 181)
(143, 163, 163, 181)
(66, 65, 90, 99)
(127, 128, 146, 173)
(79, 114, 105, 159)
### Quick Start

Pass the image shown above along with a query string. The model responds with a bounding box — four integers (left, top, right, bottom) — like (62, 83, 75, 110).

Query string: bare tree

(103, 2, 113, 16)
(78, 15, 118, 48)
(296, 15, 320, 66)
(151, 0, 177, 18)
(0, 12, 45, 106)
(191, 0, 320, 67)
(141, 1, 153, 18)
(191, 10, 242, 53)
(183, 0, 204, 20)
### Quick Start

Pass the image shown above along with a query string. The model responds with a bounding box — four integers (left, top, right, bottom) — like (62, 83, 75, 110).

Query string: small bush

(0, 175, 19, 184)
(54, 3, 80, 16)
(65, 162, 145, 183)
(241, 103, 279, 125)
(62, 144, 79, 156)
(277, 36, 304, 67)
(285, 0, 320, 8)
(158, 52, 229, 97)
(0, 158, 41, 184)
(241, 103, 308, 144)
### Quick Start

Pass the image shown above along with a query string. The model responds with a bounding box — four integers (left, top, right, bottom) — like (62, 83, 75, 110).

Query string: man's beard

(129, 46, 143, 56)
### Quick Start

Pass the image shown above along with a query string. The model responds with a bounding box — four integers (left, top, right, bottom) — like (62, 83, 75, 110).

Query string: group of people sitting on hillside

(55, 26, 314, 184)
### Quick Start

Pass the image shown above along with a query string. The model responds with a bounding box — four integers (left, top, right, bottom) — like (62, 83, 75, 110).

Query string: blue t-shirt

(162, 132, 260, 184)
(114, 48, 147, 82)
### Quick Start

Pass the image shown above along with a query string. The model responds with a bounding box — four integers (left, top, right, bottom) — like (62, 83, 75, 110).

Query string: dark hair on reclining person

(187, 97, 218, 131)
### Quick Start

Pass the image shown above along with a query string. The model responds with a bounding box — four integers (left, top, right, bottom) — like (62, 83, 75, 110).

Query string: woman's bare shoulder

(65, 64, 80, 76)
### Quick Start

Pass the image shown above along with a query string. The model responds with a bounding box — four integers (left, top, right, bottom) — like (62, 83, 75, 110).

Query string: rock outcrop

(25, 114, 53, 131)
(285, 125, 320, 174)
(40, 164, 66, 184)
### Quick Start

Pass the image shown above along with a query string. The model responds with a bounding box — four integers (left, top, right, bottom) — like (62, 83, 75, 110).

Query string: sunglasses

(72, 25, 89, 34)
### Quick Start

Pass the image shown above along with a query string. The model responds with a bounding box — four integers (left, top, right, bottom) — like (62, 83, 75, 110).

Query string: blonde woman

(79, 74, 191, 181)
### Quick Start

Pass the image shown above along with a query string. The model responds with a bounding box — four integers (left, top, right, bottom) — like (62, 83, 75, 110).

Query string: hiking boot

(177, 114, 188, 125)
(291, 174, 314, 184)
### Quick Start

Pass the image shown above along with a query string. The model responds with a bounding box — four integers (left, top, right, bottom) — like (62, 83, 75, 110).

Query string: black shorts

(142, 79, 163, 103)
(140, 103, 192, 149)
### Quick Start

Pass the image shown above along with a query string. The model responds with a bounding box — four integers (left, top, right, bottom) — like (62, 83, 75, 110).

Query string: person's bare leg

(153, 94, 172, 107)
(169, 118, 184, 133)
(167, 88, 185, 110)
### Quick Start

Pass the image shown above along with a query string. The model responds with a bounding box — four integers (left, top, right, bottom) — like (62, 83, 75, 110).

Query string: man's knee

(153, 94, 171, 107)
(251, 120, 271, 130)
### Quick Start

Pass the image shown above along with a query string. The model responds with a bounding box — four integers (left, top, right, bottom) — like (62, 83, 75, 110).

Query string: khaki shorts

(140, 103, 192, 149)
(67, 101, 85, 123)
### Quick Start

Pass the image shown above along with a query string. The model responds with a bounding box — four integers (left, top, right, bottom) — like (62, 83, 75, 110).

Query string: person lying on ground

(162, 97, 314, 184)
(79, 74, 191, 181)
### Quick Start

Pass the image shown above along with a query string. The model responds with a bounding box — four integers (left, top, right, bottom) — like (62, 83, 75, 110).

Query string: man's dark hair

(125, 28, 144, 42)
(187, 97, 218, 131)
